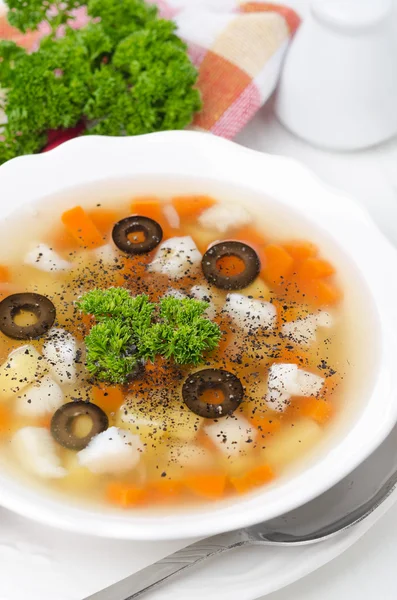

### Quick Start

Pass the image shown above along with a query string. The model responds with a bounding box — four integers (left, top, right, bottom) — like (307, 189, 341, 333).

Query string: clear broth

(0, 177, 379, 511)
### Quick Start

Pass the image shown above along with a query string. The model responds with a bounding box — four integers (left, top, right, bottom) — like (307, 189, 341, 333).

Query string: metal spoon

(85, 439, 397, 600)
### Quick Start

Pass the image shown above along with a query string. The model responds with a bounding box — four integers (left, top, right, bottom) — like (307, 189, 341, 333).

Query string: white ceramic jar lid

(311, 0, 392, 32)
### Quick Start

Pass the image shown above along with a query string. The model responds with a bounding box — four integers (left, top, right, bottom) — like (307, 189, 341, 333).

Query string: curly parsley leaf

(78, 289, 221, 382)
(0, 0, 202, 163)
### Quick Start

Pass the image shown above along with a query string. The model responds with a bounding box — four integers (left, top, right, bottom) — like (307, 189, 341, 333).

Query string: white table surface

(236, 102, 397, 600)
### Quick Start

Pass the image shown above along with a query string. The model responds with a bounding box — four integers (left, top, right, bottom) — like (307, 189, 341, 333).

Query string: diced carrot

(231, 225, 267, 249)
(0, 266, 10, 283)
(288, 397, 333, 424)
(61, 206, 104, 249)
(172, 195, 216, 219)
(148, 479, 184, 503)
(200, 387, 225, 405)
(87, 208, 119, 236)
(216, 255, 246, 277)
(46, 225, 77, 252)
(130, 196, 172, 239)
(261, 244, 294, 285)
(230, 464, 274, 494)
(298, 257, 335, 280)
(305, 279, 342, 306)
(106, 482, 147, 507)
(283, 240, 318, 261)
(0, 404, 11, 434)
(37, 414, 52, 429)
(131, 196, 163, 222)
(184, 473, 226, 499)
(92, 385, 124, 413)
(250, 412, 281, 435)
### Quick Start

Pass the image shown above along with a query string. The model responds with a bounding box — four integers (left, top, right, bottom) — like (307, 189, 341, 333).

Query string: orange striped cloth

(0, 1, 300, 146)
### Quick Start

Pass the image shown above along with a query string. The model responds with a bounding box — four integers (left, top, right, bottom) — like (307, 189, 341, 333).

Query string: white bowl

(0, 131, 396, 540)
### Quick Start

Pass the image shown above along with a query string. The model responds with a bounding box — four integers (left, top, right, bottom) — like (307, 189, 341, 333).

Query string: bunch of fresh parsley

(0, 0, 202, 164)
(77, 288, 221, 384)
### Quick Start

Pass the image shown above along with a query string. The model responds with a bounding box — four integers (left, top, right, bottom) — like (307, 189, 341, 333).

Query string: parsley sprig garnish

(0, 0, 201, 164)
(77, 289, 221, 384)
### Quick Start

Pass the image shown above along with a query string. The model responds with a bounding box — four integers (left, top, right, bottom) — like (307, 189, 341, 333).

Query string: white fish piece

(204, 414, 257, 457)
(11, 427, 66, 478)
(190, 284, 217, 319)
(0, 345, 47, 400)
(198, 203, 251, 233)
(265, 363, 325, 412)
(148, 236, 202, 280)
(224, 293, 277, 332)
(163, 204, 180, 229)
(93, 243, 117, 265)
(77, 426, 144, 474)
(16, 374, 63, 417)
(42, 328, 78, 385)
(281, 315, 317, 346)
(265, 388, 292, 413)
(295, 370, 325, 396)
(282, 311, 334, 346)
(315, 311, 334, 328)
(268, 363, 299, 393)
(24, 243, 71, 272)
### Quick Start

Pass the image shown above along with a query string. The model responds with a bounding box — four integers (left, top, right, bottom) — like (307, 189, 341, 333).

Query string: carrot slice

(130, 196, 173, 239)
(298, 257, 335, 280)
(216, 255, 246, 276)
(0, 404, 11, 434)
(261, 244, 294, 285)
(37, 414, 52, 429)
(184, 473, 226, 499)
(0, 266, 10, 283)
(148, 479, 184, 503)
(233, 225, 267, 249)
(249, 412, 281, 435)
(289, 397, 333, 424)
(106, 482, 147, 507)
(92, 385, 124, 413)
(172, 195, 216, 219)
(131, 196, 163, 222)
(283, 240, 317, 261)
(230, 464, 274, 494)
(87, 208, 119, 236)
(61, 206, 104, 249)
(305, 279, 342, 306)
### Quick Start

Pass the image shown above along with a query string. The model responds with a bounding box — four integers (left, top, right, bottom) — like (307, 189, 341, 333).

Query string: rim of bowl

(0, 131, 396, 540)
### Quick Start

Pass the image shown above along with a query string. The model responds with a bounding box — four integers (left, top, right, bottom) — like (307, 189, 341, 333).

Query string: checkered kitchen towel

(0, 0, 300, 143)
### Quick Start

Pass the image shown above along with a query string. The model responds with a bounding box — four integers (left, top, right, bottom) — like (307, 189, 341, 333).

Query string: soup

(0, 191, 366, 509)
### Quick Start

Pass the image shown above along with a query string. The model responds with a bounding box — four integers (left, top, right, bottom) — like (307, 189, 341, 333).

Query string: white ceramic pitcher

(275, 0, 397, 150)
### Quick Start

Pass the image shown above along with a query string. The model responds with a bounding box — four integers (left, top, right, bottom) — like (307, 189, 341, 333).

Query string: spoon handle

(84, 531, 249, 600)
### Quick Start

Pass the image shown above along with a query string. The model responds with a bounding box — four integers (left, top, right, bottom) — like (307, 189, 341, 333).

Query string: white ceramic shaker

(274, 0, 397, 150)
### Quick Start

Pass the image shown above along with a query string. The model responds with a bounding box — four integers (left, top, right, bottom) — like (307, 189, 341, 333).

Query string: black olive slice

(201, 241, 260, 290)
(0, 293, 56, 340)
(112, 216, 163, 254)
(182, 368, 244, 419)
(51, 400, 108, 450)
